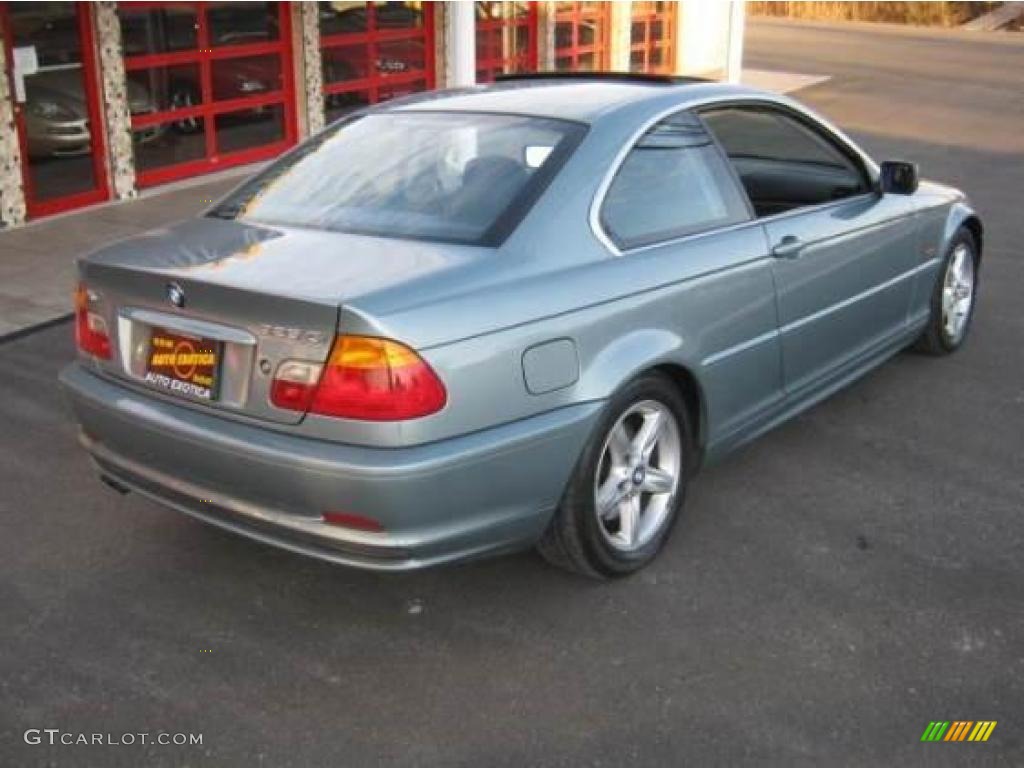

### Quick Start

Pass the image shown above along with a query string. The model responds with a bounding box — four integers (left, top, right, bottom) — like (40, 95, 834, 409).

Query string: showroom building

(0, 2, 744, 228)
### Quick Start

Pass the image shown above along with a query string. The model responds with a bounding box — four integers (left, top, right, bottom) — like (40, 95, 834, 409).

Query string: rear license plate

(145, 328, 220, 401)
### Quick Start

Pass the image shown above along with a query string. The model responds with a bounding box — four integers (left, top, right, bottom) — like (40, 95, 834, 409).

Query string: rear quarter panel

(304, 101, 787, 451)
(311, 225, 778, 456)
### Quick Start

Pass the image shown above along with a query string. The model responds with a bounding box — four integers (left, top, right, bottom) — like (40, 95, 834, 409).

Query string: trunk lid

(79, 217, 483, 424)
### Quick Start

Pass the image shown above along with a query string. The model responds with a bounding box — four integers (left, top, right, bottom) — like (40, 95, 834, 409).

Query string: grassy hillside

(748, 1, 1000, 27)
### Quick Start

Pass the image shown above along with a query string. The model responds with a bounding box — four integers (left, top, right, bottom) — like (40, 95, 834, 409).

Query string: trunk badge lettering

(257, 324, 326, 346)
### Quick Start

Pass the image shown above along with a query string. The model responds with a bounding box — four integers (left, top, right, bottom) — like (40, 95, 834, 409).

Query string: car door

(598, 110, 784, 444)
(702, 105, 919, 395)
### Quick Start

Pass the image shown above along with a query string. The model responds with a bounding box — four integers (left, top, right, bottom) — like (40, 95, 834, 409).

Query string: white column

(726, 1, 746, 83)
(93, 2, 136, 200)
(446, 0, 477, 88)
(609, 1, 633, 72)
(297, 2, 325, 136)
(537, 1, 557, 71)
(0, 18, 26, 226)
(433, 3, 448, 87)
(675, 1, 743, 81)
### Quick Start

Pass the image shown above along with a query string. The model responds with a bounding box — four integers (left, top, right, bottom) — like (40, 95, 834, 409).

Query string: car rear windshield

(208, 111, 586, 246)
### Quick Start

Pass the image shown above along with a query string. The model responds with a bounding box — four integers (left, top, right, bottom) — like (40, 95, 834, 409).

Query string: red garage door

(554, 1, 610, 71)
(475, 1, 537, 83)
(319, 1, 435, 124)
(630, 1, 676, 74)
(119, 1, 298, 188)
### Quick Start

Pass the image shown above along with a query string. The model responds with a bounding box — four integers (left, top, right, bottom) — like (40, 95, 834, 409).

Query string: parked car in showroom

(9, 8, 163, 157)
(61, 75, 982, 577)
(24, 67, 161, 158)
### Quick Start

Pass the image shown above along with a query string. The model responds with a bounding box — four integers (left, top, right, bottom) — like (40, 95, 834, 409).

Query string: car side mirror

(879, 160, 919, 195)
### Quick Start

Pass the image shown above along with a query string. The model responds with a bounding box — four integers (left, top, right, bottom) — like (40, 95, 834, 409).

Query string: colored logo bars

(921, 721, 997, 742)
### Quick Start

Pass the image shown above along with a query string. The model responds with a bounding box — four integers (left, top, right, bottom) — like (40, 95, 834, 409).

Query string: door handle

(772, 235, 805, 259)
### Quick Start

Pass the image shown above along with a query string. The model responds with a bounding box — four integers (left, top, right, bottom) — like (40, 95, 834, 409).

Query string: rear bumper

(60, 363, 601, 571)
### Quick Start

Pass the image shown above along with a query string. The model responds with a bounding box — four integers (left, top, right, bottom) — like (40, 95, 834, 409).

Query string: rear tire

(915, 228, 979, 355)
(537, 372, 692, 578)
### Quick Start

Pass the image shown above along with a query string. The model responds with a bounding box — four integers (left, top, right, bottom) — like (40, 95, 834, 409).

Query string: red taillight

(74, 283, 111, 360)
(322, 511, 384, 532)
(271, 335, 446, 421)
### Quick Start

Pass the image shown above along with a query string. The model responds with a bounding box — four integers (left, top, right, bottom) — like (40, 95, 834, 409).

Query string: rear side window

(600, 111, 750, 250)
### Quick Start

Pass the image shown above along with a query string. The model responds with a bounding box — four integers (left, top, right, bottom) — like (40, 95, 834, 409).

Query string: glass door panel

(4, 1, 109, 215)
(554, 1, 610, 71)
(475, 1, 537, 83)
(120, 1, 296, 187)
(318, 2, 435, 124)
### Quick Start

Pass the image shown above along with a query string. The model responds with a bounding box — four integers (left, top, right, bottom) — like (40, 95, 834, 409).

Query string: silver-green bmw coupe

(61, 74, 982, 577)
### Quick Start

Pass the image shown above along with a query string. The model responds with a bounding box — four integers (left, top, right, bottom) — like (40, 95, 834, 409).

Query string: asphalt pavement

(1, 19, 1023, 767)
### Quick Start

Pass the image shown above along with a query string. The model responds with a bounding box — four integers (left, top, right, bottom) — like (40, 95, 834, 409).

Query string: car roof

(389, 77, 771, 124)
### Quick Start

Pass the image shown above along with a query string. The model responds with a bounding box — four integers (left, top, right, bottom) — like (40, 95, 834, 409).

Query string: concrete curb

(0, 313, 72, 346)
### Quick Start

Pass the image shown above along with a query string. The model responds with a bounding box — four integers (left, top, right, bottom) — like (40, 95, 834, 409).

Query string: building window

(119, 1, 298, 188)
(554, 1, 610, 71)
(630, 1, 676, 74)
(319, 2, 436, 124)
(2, 1, 110, 217)
(475, 2, 537, 82)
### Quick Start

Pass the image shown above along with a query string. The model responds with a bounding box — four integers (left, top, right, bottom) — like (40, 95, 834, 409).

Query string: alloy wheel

(593, 399, 681, 552)
(941, 243, 975, 345)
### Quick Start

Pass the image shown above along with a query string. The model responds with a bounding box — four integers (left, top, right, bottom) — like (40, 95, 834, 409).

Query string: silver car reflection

(25, 68, 160, 158)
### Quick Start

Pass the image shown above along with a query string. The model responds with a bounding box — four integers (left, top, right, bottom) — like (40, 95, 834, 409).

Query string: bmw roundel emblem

(167, 282, 186, 308)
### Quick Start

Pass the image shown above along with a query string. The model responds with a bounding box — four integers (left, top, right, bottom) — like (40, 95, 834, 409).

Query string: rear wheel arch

(539, 370, 696, 577)
(575, 330, 707, 467)
(650, 363, 707, 470)
(592, 361, 707, 471)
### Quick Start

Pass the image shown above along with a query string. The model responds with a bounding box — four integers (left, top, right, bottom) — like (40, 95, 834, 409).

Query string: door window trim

(589, 94, 881, 256)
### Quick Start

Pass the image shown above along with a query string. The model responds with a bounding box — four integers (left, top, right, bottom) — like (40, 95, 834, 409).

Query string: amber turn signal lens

(270, 336, 446, 421)
(310, 336, 447, 421)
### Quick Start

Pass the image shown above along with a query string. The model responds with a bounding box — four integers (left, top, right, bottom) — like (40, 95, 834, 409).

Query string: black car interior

(450, 155, 530, 222)
(702, 106, 871, 217)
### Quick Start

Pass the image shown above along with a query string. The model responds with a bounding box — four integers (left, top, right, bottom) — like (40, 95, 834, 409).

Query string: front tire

(915, 228, 979, 355)
(537, 373, 692, 578)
